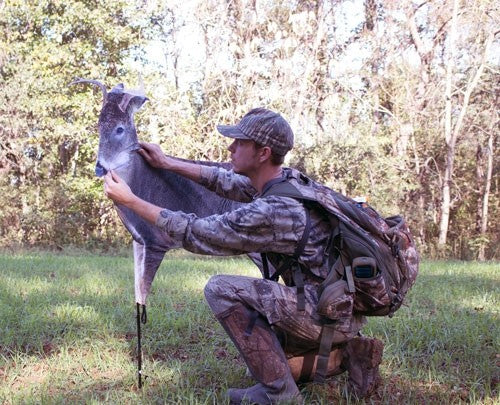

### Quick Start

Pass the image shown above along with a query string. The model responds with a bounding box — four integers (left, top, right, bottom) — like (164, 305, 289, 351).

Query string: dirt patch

(9, 361, 49, 391)
(379, 375, 471, 404)
(215, 348, 230, 359)
(42, 340, 56, 355)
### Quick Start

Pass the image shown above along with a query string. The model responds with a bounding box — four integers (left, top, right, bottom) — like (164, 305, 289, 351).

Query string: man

(104, 108, 383, 404)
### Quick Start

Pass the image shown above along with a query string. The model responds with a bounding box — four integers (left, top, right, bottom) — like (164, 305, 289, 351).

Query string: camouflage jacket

(156, 166, 332, 284)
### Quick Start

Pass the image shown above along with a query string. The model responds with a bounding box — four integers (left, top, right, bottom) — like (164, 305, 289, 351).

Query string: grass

(0, 251, 498, 404)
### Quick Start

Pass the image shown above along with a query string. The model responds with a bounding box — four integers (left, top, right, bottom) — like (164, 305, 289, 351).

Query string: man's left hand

(104, 170, 135, 206)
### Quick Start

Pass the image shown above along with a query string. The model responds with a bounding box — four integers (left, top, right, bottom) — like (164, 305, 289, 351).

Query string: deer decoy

(69, 79, 263, 387)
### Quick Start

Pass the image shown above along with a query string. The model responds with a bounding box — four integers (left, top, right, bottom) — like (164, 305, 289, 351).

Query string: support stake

(136, 303, 147, 388)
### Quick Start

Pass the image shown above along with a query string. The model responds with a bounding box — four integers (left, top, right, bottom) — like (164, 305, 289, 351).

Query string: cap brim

(216, 124, 250, 139)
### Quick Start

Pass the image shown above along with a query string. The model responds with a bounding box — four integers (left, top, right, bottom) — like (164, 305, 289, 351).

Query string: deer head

(70, 79, 148, 176)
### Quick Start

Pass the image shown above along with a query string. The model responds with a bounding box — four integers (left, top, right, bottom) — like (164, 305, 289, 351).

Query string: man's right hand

(138, 141, 203, 183)
(138, 141, 171, 169)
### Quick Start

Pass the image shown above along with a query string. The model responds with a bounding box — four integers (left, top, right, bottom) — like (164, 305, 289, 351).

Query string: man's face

(227, 138, 261, 176)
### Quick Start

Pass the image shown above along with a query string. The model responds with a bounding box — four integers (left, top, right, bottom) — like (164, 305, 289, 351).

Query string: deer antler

(69, 78, 108, 104)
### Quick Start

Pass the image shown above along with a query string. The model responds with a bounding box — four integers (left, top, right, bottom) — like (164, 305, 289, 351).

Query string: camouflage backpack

(261, 168, 419, 381)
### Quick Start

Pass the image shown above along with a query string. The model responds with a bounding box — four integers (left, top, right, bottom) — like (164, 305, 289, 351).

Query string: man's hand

(138, 140, 202, 183)
(138, 141, 171, 169)
(104, 170, 136, 206)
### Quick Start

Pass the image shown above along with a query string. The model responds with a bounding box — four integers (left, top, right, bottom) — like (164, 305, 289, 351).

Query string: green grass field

(0, 251, 498, 404)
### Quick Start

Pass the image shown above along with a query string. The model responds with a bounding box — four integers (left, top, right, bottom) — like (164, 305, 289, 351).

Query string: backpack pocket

(353, 271, 392, 316)
(317, 280, 354, 321)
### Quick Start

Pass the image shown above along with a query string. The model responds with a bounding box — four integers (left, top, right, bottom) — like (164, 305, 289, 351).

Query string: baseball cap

(217, 108, 294, 156)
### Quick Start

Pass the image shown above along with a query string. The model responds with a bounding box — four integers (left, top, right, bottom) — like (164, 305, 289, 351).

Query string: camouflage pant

(204, 274, 366, 355)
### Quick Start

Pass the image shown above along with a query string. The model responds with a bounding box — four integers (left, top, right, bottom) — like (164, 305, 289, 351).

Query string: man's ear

(259, 146, 272, 163)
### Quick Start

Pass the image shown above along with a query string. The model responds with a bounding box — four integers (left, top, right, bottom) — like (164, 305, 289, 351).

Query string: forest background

(0, 0, 498, 260)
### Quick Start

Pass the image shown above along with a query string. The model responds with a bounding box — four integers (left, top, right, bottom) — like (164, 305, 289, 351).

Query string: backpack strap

(292, 263, 306, 311)
(260, 178, 312, 311)
(260, 252, 271, 280)
(314, 323, 337, 383)
(261, 177, 353, 384)
(260, 206, 311, 311)
(344, 265, 356, 293)
(261, 176, 303, 199)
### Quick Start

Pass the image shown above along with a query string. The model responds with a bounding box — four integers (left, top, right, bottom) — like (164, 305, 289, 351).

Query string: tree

(0, 0, 497, 259)
(438, 0, 496, 248)
(0, 0, 144, 247)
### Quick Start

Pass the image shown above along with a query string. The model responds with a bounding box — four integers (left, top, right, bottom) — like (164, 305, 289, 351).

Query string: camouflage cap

(217, 108, 294, 156)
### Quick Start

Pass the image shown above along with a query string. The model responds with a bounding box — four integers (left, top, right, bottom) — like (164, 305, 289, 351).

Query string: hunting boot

(216, 304, 302, 404)
(341, 336, 384, 398)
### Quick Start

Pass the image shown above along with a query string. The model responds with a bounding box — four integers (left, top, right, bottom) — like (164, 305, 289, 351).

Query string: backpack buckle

(391, 235, 401, 257)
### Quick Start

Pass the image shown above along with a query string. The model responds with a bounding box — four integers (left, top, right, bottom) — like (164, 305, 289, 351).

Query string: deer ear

(111, 83, 125, 92)
(118, 93, 148, 114)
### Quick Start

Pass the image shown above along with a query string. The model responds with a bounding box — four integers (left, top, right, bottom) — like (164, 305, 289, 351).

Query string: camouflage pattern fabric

(155, 165, 365, 348)
(204, 275, 366, 353)
(156, 166, 333, 281)
(271, 167, 419, 317)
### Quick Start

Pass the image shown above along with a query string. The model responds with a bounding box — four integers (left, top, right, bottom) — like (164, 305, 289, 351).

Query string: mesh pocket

(353, 273, 391, 315)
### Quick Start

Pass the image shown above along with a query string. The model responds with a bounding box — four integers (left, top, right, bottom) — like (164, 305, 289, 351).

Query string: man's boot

(216, 304, 302, 404)
(341, 336, 383, 398)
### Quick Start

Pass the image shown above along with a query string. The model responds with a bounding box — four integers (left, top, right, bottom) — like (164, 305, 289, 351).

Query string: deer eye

(116, 127, 124, 135)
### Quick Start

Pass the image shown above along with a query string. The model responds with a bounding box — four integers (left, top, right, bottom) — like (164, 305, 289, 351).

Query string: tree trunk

(437, 3, 493, 247)
(71, 143, 79, 177)
(478, 130, 494, 261)
(438, 0, 458, 247)
(476, 142, 485, 232)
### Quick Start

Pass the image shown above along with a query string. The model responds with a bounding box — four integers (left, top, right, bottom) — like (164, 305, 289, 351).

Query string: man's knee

(204, 274, 236, 314)
(204, 274, 226, 298)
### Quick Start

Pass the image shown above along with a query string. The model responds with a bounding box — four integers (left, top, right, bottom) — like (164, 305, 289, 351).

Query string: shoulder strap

(260, 178, 312, 268)
(261, 178, 305, 200)
(260, 206, 311, 282)
(260, 178, 312, 312)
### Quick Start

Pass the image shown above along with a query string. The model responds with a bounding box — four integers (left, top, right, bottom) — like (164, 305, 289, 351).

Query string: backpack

(260, 169, 419, 381)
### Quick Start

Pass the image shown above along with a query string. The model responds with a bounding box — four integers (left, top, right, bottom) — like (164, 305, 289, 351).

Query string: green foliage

(0, 0, 497, 259)
(291, 130, 415, 216)
(0, 0, 143, 249)
(0, 253, 498, 403)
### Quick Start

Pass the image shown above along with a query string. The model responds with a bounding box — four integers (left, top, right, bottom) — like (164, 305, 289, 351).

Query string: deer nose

(95, 161, 108, 177)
